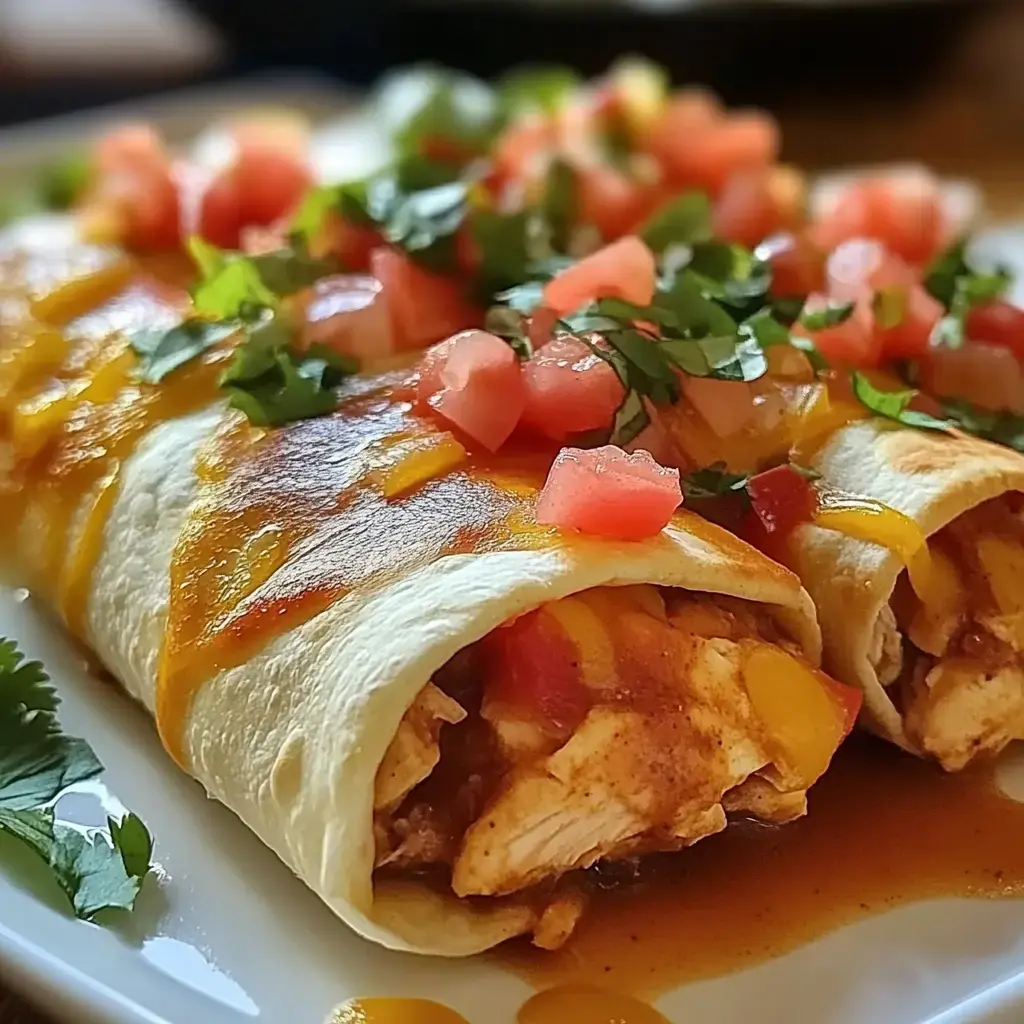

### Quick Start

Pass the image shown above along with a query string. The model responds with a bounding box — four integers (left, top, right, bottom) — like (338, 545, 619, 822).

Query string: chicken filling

(372, 584, 857, 948)
(887, 494, 1024, 770)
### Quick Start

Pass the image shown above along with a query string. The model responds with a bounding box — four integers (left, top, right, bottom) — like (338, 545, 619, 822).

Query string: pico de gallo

(13, 58, 1021, 554)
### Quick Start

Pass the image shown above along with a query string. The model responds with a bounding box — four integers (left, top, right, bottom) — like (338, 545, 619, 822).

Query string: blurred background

(0, 0, 1023, 213)
(0, 0, 1021, 206)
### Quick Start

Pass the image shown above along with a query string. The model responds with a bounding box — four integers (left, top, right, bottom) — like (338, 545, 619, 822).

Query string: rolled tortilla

(0, 243, 854, 956)
(792, 419, 1024, 770)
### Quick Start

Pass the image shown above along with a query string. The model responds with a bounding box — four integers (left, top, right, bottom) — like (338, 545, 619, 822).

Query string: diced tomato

(527, 306, 560, 350)
(427, 329, 525, 450)
(483, 608, 590, 732)
(746, 464, 818, 537)
(232, 145, 314, 227)
(796, 292, 881, 368)
(317, 214, 383, 272)
(371, 247, 481, 350)
(645, 88, 723, 164)
(680, 376, 758, 438)
(413, 336, 456, 411)
(492, 114, 554, 183)
(195, 168, 243, 248)
(301, 275, 392, 361)
(543, 236, 656, 316)
(712, 166, 806, 248)
(811, 171, 945, 266)
(536, 445, 682, 541)
(522, 334, 625, 440)
(757, 232, 826, 298)
(874, 284, 943, 360)
(576, 164, 650, 241)
(87, 124, 180, 251)
(93, 124, 167, 176)
(965, 299, 1024, 359)
(655, 112, 780, 195)
(919, 341, 1024, 414)
(826, 239, 916, 304)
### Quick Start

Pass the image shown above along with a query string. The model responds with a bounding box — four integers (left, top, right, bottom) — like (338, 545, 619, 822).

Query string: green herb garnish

(941, 400, 1024, 453)
(798, 300, 855, 332)
(851, 372, 953, 433)
(639, 193, 712, 255)
(681, 464, 751, 502)
(0, 639, 153, 920)
(498, 66, 582, 118)
(129, 321, 239, 384)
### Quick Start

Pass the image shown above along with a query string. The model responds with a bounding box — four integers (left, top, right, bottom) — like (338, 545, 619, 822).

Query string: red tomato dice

(371, 247, 481, 350)
(919, 341, 1024, 414)
(713, 166, 806, 248)
(796, 292, 881, 368)
(826, 238, 916, 303)
(874, 284, 943, 360)
(301, 274, 393, 362)
(646, 88, 724, 166)
(427, 329, 525, 450)
(233, 144, 314, 227)
(576, 164, 650, 241)
(655, 112, 780, 195)
(482, 608, 590, 732)
(746, 464, 818, 536)
(413, 336, 456, 411)
(811, 171, 945, 266)
(965, 299, 1024, 359)
(543, 235, 656, 316)
(757, 232, 827, 298)
(318, 214, 383, 272)
(195, 167, 243, 248)
(522, 335, 625, 440)
(536, 445, 682, 541)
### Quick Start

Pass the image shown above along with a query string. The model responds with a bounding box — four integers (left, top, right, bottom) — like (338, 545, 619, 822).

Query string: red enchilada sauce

(3, 250, 1024, 1023)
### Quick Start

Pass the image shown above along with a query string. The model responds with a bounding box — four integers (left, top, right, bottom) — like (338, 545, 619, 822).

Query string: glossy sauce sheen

(499, 736, 1024, 994)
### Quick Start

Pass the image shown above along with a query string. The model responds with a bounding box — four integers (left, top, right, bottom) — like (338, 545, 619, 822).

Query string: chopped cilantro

(924, 239, 1013, 350)
(498, 66, 582, 118)
(681, 464, 751, 502)
(851, 372, 953, 433)
(129, 321, 238, 384)
(0, 638, 154, 920)
(799, 300, 855, 332)
(941, 399, 1024, 453)
(639, 193, 712, 254)
(221, 316, 357, 428)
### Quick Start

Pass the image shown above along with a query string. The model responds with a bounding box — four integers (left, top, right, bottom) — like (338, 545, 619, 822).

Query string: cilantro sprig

(925, 239, 1012, 349)
(850, 372, 954, 433)
(0, 638, 154, 920)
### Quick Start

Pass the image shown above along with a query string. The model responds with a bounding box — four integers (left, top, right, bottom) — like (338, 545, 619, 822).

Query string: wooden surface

(1, 4, 1023, 1022)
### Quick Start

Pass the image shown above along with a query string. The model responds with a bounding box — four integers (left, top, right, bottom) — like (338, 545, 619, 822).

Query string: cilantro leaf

(851, 372, 953, 433)
(189, 238, 332, 321)
(471, 209, 532, 300)
(485, 306, 533, 360)
(0, 639, 101, 811)
(681, 464, 751, 502)
(221, 317, 357, 427)
(498, 66, 582, 118)
(640, 193, 712, 254)
(382, 180, 468, 271)
(799, 300, 855, 332)
(924, 238, 1013, 350)
(39, 153, 93, 212)
(941, 400, 1024, 452)
(610, 389, 650, 447)
(0, 640, 154, 920)
(541, 158, 578, 255)
(660, 333, 767, 382)
(129, 320, 239, 384)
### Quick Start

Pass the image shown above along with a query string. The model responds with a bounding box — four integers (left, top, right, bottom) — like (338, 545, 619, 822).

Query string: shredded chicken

(452, 633, 772, 897)
(892, 496, 1024, 770)
(374, 683, 466, 812)
(372, 587, 827, 948)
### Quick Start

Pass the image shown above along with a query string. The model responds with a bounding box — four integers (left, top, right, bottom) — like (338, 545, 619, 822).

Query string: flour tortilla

(23, 394, 830, 957)
(790, 420, 1024, 751)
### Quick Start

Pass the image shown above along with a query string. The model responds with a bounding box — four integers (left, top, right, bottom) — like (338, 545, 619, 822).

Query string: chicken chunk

(452, 635, 773, 897)
(374, 683, 466, 812)
(724, 775, 808, 824)
(903, 656, 1024, 771)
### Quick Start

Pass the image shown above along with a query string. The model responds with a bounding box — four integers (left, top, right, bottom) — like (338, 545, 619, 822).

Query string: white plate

(5, 82, 1024, 1024)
